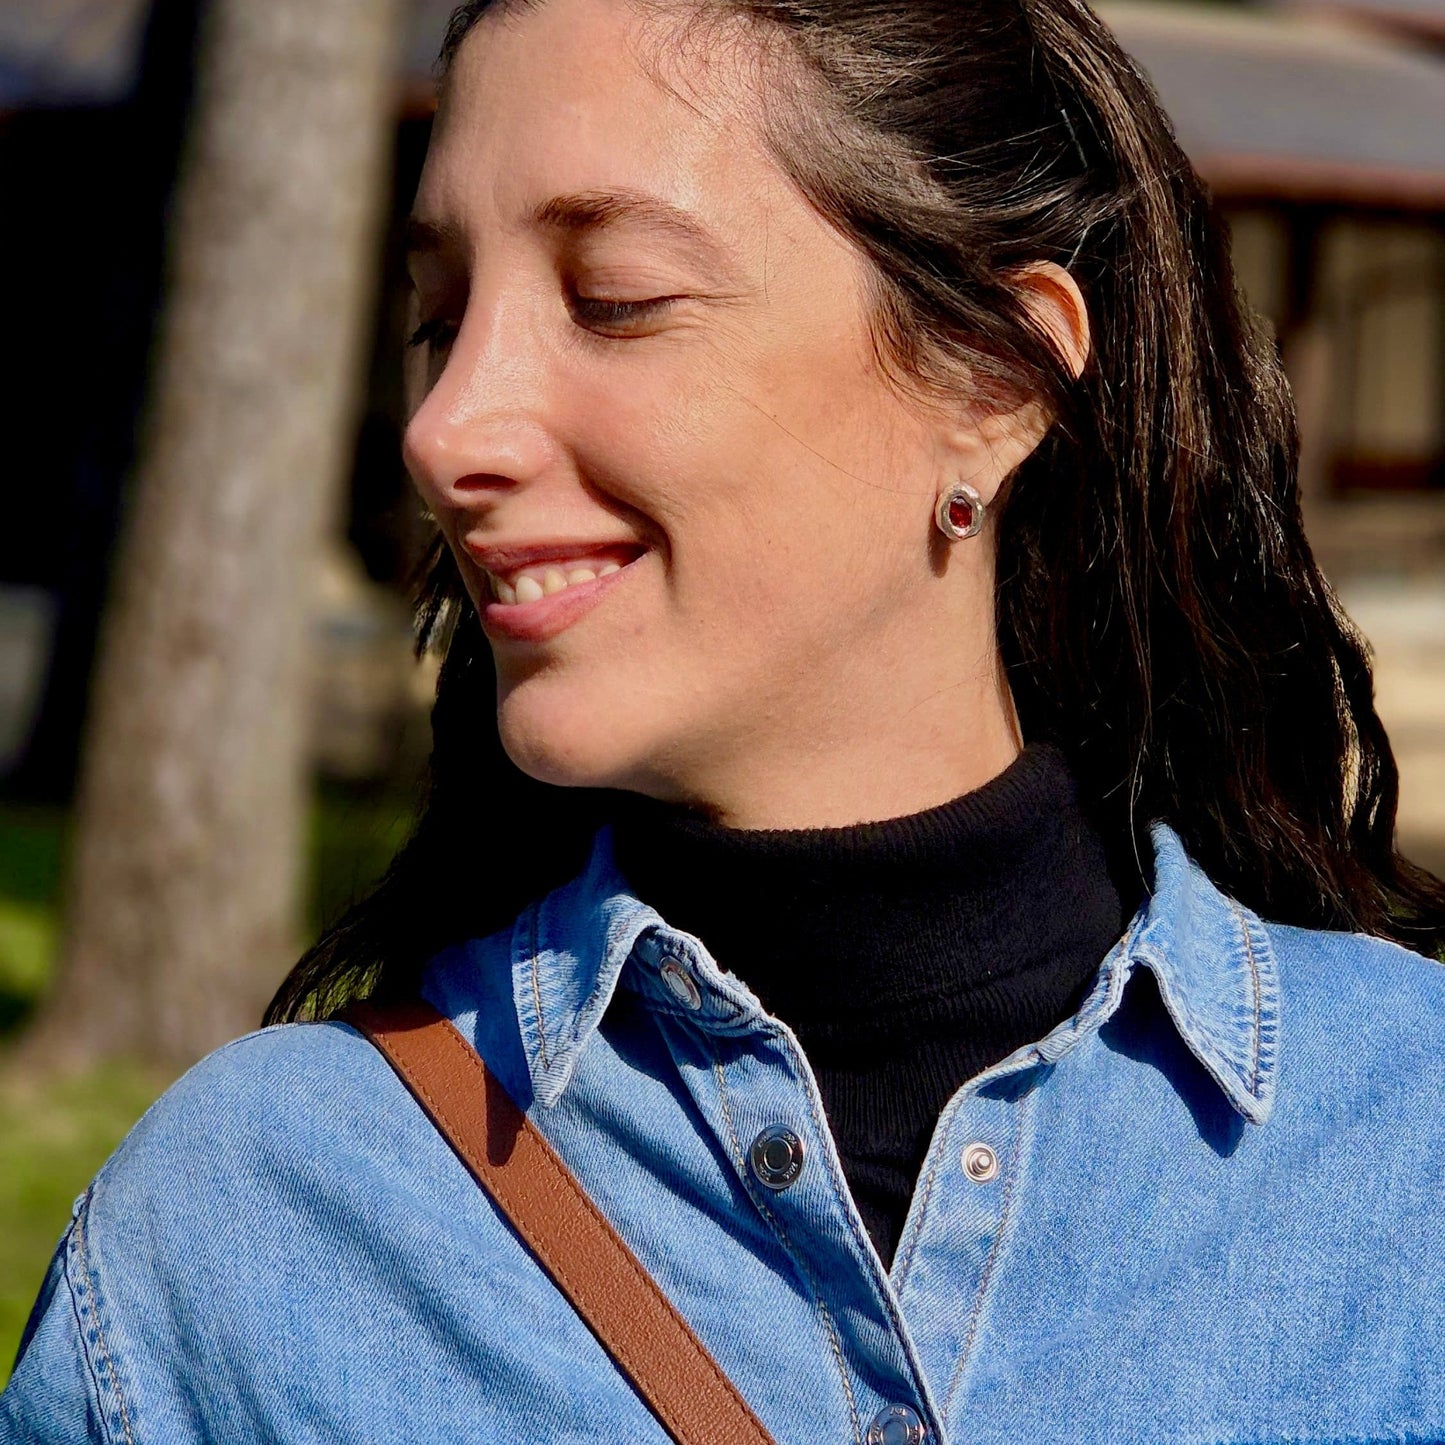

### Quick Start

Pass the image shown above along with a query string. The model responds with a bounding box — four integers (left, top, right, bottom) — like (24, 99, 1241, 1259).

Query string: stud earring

(934, 481, 986, 541)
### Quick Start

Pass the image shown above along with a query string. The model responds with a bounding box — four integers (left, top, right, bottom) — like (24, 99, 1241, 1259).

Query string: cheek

(567, 335, 920, 566)
(668, 384, 927, 636)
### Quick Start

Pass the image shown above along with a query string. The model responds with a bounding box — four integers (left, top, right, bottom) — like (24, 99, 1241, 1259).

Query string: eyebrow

(404, 189, 731, 266)
(531, 189, 723, 257)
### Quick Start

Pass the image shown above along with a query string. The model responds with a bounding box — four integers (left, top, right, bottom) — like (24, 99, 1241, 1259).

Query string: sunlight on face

(402, 0, 1009, 824)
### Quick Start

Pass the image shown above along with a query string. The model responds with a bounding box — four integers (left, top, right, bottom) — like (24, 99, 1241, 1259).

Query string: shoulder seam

(69, 1189, 138, 1445)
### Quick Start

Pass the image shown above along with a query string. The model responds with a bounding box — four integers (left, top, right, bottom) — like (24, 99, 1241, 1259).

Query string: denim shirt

(5, 822, 1445, 1444)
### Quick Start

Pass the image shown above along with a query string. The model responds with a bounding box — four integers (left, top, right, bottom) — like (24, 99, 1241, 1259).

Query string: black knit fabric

(609, 743, 1126, 1267)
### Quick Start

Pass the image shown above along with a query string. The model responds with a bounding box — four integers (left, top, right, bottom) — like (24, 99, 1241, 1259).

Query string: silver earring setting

(934, 481, 986, 540)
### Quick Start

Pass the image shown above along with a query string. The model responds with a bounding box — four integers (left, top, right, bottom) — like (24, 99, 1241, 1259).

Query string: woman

(6, 0, 1445, 1440)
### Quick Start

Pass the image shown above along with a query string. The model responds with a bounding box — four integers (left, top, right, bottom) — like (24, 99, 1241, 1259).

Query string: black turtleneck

(610, 743, 1126, 1267)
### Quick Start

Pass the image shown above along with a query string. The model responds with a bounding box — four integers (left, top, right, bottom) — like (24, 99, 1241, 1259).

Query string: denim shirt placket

(886, 930, 1140, 1420)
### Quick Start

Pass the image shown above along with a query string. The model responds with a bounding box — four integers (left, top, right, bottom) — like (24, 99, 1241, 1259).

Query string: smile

(464, 541, 648, 644)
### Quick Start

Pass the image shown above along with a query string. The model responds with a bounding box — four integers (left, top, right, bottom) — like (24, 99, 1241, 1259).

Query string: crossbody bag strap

(341, 998, 779, 1445)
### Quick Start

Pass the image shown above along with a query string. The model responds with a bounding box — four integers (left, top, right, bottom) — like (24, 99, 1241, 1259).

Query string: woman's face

(403, 0, 1043, 825)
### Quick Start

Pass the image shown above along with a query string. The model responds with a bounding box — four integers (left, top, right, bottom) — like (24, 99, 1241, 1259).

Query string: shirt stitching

(1138, 946, 1259, 1113)
(527, 906, 550, 1074)
(1227, 898, 1264, 1096)
(709, 1052, 865, 1445)
(74, 1196, 136, 1445)
(942, 1102, 1028, 1420)
(59, 1230, 110, 1437)
(892, 1129, 943, 1294)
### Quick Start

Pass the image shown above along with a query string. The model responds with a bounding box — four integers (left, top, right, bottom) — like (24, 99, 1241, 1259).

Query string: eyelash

(569, 295, 675, 331)
(405, 295, 677, 351)
(406, 318, 457, 351)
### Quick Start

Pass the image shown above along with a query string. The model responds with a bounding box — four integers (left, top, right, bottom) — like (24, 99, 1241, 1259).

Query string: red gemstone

(947, 493, 976, 533)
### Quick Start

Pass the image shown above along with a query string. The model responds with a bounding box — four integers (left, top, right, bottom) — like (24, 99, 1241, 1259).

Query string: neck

(630, 642, 1023, 830)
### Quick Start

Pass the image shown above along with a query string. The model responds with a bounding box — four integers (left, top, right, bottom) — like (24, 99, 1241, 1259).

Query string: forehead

(418, 0, 774, 229)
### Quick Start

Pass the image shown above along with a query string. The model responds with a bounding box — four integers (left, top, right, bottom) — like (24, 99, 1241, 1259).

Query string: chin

(495, 685, 642, 792)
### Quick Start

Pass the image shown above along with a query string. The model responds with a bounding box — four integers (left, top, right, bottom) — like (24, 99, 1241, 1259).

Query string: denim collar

(509, 820, 1279, 1125)
(1122, 823, 1279, 1123)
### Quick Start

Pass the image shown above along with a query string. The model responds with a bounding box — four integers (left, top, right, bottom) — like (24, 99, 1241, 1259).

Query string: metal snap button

(961, 1142, 999, 1183)
(866, 1403, 925, 1445)
(658, 957, 702, 1010)
(749, 1125, 806, 1191)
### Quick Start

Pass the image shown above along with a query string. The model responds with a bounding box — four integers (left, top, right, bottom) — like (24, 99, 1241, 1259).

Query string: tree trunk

(27, 0, 403, 1068)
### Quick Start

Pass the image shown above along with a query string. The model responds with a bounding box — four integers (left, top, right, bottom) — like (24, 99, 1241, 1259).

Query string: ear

(1017, 261, 1091, 382)
(942, 262, 1091, 503)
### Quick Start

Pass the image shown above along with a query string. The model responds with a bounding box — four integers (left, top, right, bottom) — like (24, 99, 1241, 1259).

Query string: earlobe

(941, 392, 1055, 511)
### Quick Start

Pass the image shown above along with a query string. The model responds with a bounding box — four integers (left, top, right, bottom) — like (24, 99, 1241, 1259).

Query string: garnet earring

(934, 481, 986, 540)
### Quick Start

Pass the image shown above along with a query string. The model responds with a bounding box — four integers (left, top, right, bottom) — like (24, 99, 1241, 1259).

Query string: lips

(461, 537, 648, 643)
(460, 537, 645, 577)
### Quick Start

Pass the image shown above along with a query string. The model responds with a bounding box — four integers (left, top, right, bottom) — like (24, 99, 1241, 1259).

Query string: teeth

(487, 555, 632, 605)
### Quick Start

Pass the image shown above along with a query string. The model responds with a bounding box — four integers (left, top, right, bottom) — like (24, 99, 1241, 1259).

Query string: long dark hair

(267, 0, 1445, 1024)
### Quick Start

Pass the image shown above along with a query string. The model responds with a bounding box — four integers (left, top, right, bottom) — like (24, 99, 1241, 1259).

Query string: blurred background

(1, 0, 1442, 1380)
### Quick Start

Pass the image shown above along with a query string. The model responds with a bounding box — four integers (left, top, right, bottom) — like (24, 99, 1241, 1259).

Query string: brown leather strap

(341, 998, 778, 1445)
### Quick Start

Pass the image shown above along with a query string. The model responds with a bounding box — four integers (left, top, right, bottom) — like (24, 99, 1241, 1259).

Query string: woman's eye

(406, 318, 458, 351)
(569, 295, 676, 334)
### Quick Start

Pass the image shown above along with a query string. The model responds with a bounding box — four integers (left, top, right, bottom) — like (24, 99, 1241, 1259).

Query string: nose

(402, 292, 560, 519)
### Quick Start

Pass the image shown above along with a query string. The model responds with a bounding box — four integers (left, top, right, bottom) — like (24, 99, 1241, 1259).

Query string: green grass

(0, 784, 419, 1387)
(0, 901, 55, 1037)
(0, 804, 68, 1041)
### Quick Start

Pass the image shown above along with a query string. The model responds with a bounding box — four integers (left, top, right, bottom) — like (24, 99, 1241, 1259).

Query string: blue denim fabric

(5, 822, 1445, 1444)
